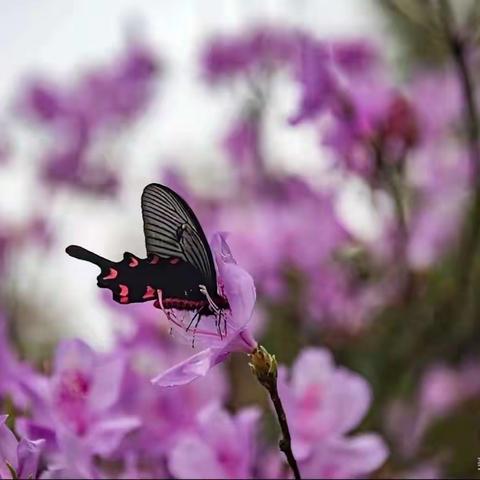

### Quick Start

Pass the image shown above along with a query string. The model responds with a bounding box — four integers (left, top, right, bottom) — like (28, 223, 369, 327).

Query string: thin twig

(249, 346, 302, 480)
(264, 379, 301, 480)
(438, 1, 480, 285)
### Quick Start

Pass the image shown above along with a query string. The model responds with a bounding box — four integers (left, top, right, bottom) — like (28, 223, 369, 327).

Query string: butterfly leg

(156, 289, 176, 323)
(186, 310, 200, 333)
(219, 309, 227, 338)
(198, 285, 220, 315)
(191, 312, 204, 348)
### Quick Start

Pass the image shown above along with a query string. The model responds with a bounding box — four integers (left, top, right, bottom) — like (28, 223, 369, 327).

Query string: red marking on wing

(142, 286, 156, 299)
(119, 284, 129, 297)
(129, 257, 139, 267)
(103, 268, 118, 280)
(120, 296, 129, 304)
(149, 255, 160, 265)
(169, 257, 180, 265)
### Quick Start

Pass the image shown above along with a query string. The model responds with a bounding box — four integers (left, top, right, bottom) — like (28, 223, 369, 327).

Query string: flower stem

(438, 1, 480, 285)
(249, 346, 302, 480)
(265, 377, 302, 480)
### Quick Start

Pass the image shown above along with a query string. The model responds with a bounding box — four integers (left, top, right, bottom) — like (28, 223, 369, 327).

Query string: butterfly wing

(141, 183, 217, 293)
(66, 245, 206, 304)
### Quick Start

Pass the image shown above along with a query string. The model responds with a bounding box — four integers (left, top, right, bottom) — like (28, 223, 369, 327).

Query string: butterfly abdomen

(158, 295, 229, 311)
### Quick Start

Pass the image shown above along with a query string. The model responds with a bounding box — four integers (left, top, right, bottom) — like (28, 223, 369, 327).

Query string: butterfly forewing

(141, 183, 217, 293)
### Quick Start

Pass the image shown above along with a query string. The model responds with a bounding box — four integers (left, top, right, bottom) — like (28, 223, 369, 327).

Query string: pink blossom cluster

(0, 234, 387, 479)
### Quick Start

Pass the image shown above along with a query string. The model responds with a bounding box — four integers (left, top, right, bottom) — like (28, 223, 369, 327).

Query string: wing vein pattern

(141, 183, 217, 292)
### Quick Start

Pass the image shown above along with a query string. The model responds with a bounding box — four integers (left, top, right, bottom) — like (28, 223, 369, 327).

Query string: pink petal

(151, 348, 222, 387)
(221, 262, 256, 328)
(87, 416, 141, 456)
(291, 348, 334, 392)
(326, 368, 372, 436)
(212, 232, 256, 330)
(302, 434, 388, 479)
(17, 438, 45, 479)
(168, 434, 225, 479)
(0, 415, 18, 477)
(89, 356, 125, 411)
(53, 339, 95, 374)
(235, 407, 261, 468)
(197, 404, 238, 454)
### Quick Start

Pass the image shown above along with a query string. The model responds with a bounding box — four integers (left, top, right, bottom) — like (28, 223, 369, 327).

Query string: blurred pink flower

(112, 321, 228, 472)
(300, 434, 389, 480)
(0, 314, 43, 411)
(202, 27, 294, 82)
(0, 415, 44, 480)
(168, 403, 260, 479)
(277, 348, 388, 477)
(152, 232, 257, 387)
(19, 339, 139, 479)
(289, 35, 335, 125)
(387, 359, 480, 460)
(332, 39, 379, 76)
(19, 42, 159, 196)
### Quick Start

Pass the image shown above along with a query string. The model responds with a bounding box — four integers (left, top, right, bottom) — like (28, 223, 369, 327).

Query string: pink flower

(0, 313, 43, 411)
(152, 233, 257, 386)
(168, 403, 260, 479)
(0, 415, 44, 480)
(277, 348, 388, 477)
(202, 27, 294, 82)
(112, 322, 228, 473)
(19, 43, 159, 196)
(20, 339, 140, 478)
(300, 434, 389, 480)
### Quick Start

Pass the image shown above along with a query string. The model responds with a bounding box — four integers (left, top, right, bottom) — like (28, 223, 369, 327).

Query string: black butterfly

(66, 183, 229, 336)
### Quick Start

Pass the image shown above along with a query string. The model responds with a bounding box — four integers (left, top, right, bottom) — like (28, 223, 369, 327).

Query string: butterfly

(66, 183, 229, 338)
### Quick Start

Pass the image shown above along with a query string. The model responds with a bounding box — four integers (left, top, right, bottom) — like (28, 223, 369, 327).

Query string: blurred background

(1, 0, 480, 478)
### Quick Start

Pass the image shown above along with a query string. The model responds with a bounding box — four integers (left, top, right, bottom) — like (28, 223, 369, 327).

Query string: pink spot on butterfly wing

(129, 257, 139, 267)
(142, 286, 156, 299)
(119, 284, 129, 296)
(169, 257, 180, 265)
(103, 268, 118, 280)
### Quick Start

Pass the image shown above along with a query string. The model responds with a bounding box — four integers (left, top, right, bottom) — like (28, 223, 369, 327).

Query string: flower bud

(249, 345, 278, 388)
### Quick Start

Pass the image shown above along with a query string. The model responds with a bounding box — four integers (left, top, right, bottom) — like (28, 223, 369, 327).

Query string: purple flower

(19, 43, 159, 195)
(331, 40, 379, 76)
(0, 415, 44, 480)
(223, 115, 261, 167)
(289, 35, 336, 125)
(277, 348, 388, 477)
(152, 232, 257, 387)
(168, 403, 260, 479)
(387, 359, 480, 459)
(202, 27, 294, 82)
(20, 339, 139, 478)
(299, 434, 389, 479)
(0, 313, 43, 411)
(109, 321, 228, 475)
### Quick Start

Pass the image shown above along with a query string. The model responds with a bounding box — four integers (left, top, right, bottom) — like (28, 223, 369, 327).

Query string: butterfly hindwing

(66, 245, 205, 305)
(141, 183, 217, 293)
